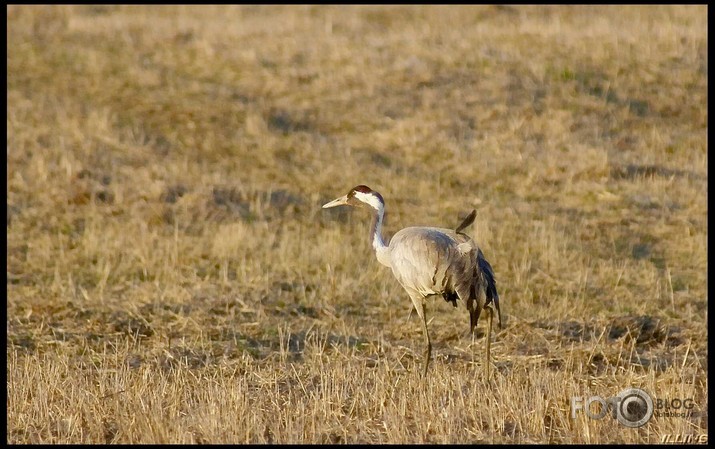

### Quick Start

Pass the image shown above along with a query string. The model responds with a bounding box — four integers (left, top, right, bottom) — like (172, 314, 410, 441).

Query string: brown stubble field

(6, 5, 708, 444)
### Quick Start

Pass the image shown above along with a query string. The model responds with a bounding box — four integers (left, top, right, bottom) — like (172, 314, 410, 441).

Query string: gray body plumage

(389, 227, 474, 302)
(388, 226, 501, 333)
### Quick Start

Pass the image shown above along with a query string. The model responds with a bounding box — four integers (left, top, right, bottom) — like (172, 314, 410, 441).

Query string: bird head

(322, 185, 384, 211)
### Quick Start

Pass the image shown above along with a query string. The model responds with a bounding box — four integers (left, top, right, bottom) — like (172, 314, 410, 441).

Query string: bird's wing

(389, 227, 459, 297)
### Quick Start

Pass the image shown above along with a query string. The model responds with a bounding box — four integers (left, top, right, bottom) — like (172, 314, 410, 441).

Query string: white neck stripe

(354, 191, 383, 210)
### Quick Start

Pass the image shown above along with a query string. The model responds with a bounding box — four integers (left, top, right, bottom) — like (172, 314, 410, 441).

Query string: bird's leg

(468, 298, 481, 337)
(406, 305, 414, 322)
(484, 305, 493, 380)
(414, 300, 431, 377)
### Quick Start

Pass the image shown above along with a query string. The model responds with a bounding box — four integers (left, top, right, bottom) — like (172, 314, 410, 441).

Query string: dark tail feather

(488, 283, 502, 330)
(455, 209, 477, 235)
(477, 249, 502, 329)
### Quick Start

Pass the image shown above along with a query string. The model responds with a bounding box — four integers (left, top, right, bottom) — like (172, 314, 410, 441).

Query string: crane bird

(322, 185, 502, 377)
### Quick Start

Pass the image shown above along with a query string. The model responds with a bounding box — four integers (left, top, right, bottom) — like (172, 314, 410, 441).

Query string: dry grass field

(6, 5, 708, 444)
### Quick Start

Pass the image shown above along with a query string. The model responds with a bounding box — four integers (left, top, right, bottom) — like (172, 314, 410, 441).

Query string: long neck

(369, 200, 391, 267)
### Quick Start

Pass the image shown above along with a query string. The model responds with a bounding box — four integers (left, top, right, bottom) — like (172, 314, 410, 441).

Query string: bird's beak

(322, 195, 349, 209)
